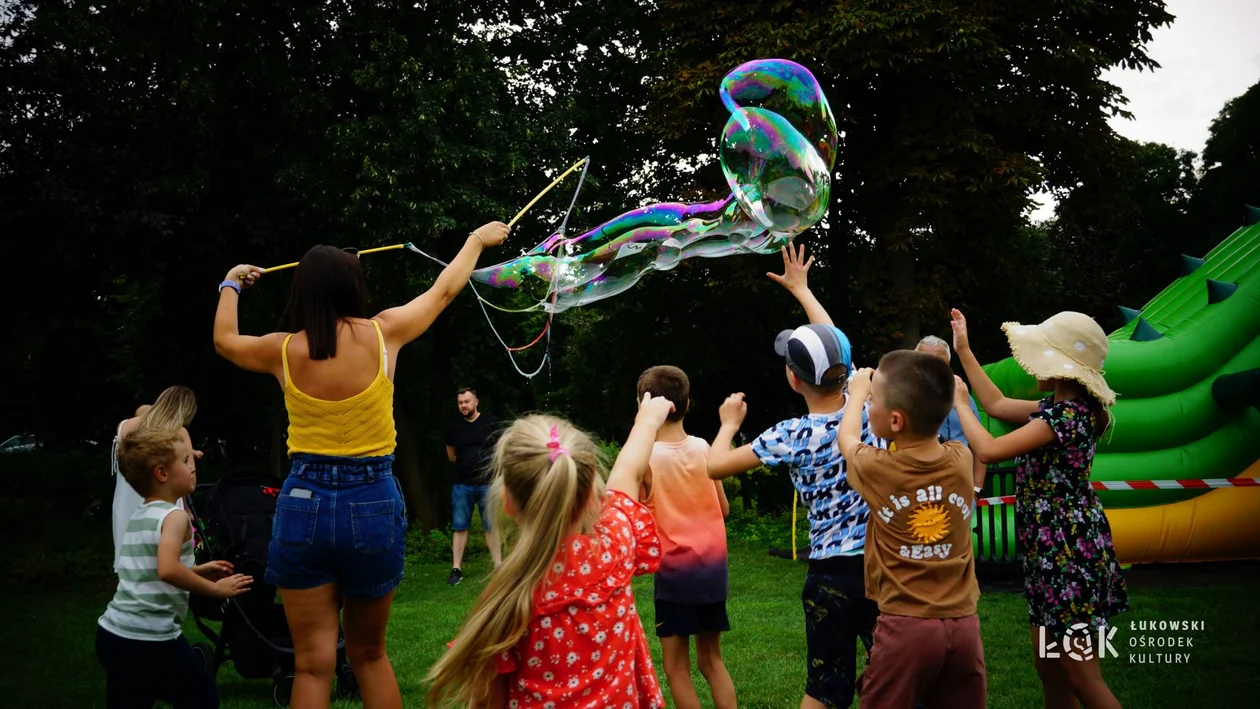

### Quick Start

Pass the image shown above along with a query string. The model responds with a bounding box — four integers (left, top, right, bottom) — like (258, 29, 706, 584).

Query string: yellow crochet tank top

(282, 319, 397, 458)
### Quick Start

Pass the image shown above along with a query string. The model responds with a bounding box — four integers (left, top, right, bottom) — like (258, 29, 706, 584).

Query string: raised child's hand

(194, 560, 234, 580)
(953, 375, 972, 408)
(718, 393, 748, 428)
(213, 573, 254, 599)
(635, 392, 675, 429)
(850, 367, 874, 396)
(766, 243, 814, 294)
(950, 308, 970, 353)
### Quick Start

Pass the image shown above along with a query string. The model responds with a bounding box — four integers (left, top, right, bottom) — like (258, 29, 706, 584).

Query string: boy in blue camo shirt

(708, 245, 887, 709)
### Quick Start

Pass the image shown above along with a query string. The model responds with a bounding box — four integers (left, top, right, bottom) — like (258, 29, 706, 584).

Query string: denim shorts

(451, 483, 492, 532)
(265, 454, 407, 599)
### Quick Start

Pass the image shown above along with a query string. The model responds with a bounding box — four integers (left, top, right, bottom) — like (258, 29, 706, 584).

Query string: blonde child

(110, 385, 200, 571)
(97, 427, 253, 709)
(425, 393, 676, 708)
(636, 365, 736, 709)
(950, 308, 1128, 709)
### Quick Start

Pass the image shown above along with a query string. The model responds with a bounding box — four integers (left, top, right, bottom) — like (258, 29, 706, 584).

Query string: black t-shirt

(446, 414, 502, 485)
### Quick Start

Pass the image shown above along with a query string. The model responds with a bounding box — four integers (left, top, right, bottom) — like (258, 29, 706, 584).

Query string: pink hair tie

(546, 424, 569, 463)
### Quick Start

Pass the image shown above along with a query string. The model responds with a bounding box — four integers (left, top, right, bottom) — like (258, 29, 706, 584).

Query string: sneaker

(447, 568, 462, 585)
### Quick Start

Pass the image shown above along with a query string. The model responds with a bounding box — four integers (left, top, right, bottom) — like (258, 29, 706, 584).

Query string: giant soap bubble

(472, 59, 837, 311)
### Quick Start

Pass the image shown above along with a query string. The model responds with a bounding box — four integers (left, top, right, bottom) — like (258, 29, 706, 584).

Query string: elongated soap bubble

(472, 58, 837, 311)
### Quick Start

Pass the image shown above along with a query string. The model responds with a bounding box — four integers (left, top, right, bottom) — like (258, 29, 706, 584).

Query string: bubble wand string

(258, 157, 588, 273)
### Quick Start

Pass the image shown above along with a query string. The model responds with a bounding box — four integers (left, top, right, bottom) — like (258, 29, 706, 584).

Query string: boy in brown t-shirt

(838, 350, 985, 709)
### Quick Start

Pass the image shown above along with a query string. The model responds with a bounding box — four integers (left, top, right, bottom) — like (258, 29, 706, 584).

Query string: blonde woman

(213, 221, 509, 709)
(111, 386, 200, 571)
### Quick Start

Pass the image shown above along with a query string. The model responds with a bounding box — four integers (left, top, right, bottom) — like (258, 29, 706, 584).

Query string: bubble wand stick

(260, 157, 589, 273)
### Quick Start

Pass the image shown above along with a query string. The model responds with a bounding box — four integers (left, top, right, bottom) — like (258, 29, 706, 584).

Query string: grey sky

(1029, 0, 1260, 221)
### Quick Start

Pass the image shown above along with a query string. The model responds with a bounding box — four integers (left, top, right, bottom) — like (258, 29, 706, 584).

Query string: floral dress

(492, 490, 665, 709)
(1015, 397, 1129, 636)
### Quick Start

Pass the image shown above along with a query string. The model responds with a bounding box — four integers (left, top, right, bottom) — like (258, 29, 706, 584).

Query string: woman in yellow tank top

(213, 220, 510, 709)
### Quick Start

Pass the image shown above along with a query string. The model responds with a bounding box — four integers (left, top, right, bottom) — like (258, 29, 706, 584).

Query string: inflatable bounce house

(973, 209, 1260, 565)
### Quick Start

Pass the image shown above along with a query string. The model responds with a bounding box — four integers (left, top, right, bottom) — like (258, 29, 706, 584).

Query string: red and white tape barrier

(975, 477, 1258, 507)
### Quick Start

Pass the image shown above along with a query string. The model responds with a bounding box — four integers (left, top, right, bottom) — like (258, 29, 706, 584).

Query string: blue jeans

(451, 484, 492, 532)
(266, 453, 407, 599)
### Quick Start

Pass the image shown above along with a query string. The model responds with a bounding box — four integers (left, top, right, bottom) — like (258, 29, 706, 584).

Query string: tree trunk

(887, 246, 920, 350)
(393, 391, 440, 530)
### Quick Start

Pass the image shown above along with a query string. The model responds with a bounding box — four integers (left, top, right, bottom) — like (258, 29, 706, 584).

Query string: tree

(647, 0, 1174, 354)
(1192, 80, 1260, 248)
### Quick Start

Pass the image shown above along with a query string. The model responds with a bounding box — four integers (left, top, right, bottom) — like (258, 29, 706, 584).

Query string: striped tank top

(98, 501, 194, 641)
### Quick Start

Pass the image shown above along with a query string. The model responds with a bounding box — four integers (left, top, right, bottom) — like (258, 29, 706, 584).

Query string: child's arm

(607, 393, 675, 497)
(950, 309, 1040, 424)
(213, 265, 288, 375)
(966, 396, 987, 489)
(715, 480, 730, 518)
(157, 510, 253, 598)
(706, 393, 763, 480)
(837, 368, 873, 496)
(953, 376, 1054, 464)
(471, 675, 508, 709)
(375, 224, 508, 347)
(767, 244, 834, 327)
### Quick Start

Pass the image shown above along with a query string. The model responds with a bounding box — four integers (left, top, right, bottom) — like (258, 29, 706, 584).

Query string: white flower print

(591, 650, 601, 662)
(616, 606, 626, 618)
(540, 617, 552, 629)
(601, 551, 613, 564)
(579, 562, 591, 575)
(635, 520, 645, 531)
(648, 547, 659, 557)
(594, 631, 607, 643)
(571, 540, 583, 552)
(578, 623, 590, 634)
(613, 622, 625, 636)
(544, 703, 556, 709)
(568, 605, 579, 616)
(534, 640, 544, 651)
(544, 590, 558, 601)
(588, 593, 601, 603)
(593, 667, 604, 679)
(543, 671, 554, 681)
(566, 652, 578, 665)
(527, 657, 541, 668)
(552, 562, 564, 574)
(597, 604, 606, 613)
(508, 700, 519, 709)
(552, 627, 564, 640)
(568, 677, 580, 688)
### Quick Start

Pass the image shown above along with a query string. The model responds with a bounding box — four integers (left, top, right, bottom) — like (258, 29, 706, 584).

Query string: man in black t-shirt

(444, 387, 503, 585)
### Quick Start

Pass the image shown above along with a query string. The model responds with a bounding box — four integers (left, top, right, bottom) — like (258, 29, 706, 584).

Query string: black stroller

(185, 471, 359, 706)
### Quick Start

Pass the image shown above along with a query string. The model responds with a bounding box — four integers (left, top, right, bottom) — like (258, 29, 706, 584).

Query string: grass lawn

(2, 543, 1257, 708)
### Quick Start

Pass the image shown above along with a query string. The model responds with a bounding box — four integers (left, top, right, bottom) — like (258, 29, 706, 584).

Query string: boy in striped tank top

(637, 366, 737, 709)
(97, 427, 253, 709)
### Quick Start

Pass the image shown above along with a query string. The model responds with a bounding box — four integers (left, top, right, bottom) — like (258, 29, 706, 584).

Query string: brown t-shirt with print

(848, 441, 979, 618)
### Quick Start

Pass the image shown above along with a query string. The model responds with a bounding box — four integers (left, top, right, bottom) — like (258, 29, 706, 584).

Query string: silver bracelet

(470, 231, 485, 247)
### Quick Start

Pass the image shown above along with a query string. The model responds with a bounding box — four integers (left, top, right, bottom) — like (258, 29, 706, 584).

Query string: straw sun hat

(1002, 311, 1118, 407)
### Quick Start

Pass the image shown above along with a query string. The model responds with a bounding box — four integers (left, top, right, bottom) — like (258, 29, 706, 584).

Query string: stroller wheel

(272, 674, 294, 707)
(335, 662, 360, 699)
(191, 641, 217, 677)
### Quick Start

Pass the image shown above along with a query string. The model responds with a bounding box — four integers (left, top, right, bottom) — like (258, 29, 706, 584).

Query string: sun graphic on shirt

(907, 503, 950, 544)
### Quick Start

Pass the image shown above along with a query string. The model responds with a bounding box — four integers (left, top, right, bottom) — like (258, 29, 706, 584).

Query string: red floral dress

(494, 490, 665, 708)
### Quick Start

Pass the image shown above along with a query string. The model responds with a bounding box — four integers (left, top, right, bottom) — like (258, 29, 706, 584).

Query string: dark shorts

(451, 483, 492, 532)
(802, 558, 880, 708)
(654, 599, 730, 637)
(265, 453, 408, 599)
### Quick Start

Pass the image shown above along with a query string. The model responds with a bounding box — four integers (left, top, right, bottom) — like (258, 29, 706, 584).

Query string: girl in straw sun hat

(947, 308, 1128, 709)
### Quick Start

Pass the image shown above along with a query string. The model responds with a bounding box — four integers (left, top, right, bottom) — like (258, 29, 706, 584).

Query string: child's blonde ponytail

(425, 415, 604, 707)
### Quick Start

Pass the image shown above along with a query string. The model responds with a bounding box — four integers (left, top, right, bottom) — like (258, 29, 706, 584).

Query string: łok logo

(1039, 624, 1118, 661)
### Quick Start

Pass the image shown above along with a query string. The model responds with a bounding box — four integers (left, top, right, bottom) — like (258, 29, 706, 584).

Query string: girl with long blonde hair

(426, 394, 676, 708)
(111, 386, 200, 571)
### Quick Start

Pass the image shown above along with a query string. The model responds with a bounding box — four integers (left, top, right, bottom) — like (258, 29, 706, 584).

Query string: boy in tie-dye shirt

(638, 366, 737, 709)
